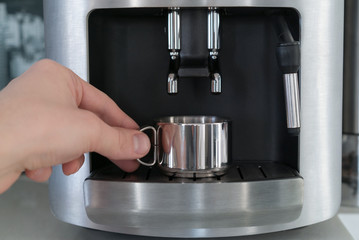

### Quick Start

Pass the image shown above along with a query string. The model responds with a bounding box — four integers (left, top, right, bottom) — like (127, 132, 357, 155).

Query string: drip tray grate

(88, 161, 299, 183)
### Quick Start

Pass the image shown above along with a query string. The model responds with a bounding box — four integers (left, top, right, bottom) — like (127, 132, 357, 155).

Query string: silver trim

(136, 126, 157, 167)
(211, 72, 222, 93)
(83, 163, 303, 237)
(208, 8, 222, 93)
(167, 9, 180, 94)
(208, 7, 220, 51)
(168, 8, 181, 50)
(167, 72, 178, 93)
(284, 73, 301, 129)
(84, 177, 303, 235)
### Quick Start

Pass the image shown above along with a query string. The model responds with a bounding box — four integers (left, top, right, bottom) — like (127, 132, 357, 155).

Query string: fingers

(62, 155, 85, 176)
(25, 167, 52, 182)
(78, 110, 151, 162)
(0, 171, 21, 194)
(71, 73, 138, 129)
(25, 59, 138, 129)
(17, 60, 146, 174)
(111, 160, 140, 173)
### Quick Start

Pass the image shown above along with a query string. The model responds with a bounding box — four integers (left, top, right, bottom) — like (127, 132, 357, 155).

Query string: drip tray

(84, 162, 303, 230)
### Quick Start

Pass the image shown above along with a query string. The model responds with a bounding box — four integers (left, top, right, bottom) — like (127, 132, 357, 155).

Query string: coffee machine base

(83, 162, 303, 237)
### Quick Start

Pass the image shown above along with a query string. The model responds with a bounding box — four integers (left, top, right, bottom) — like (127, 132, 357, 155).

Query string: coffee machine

(44, 0, 344, 238)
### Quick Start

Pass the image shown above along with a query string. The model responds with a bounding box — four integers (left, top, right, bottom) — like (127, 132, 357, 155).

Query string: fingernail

(133, 133, 150, 155)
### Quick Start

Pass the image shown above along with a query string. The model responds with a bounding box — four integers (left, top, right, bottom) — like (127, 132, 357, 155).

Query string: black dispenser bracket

(167, 8, 222, 94)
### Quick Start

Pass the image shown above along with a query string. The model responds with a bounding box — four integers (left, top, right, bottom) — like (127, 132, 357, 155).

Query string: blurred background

(0, 0, 44, 89)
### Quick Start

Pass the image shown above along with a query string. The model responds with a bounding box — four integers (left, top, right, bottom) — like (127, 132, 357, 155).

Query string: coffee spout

(168, 8, 181, 94)
(168, 73, 178, 94)
(211, 73, 222, 93)
(167, 51, 180, 94)
(209, 51, 221, 94)
(208, 7, 221, 94)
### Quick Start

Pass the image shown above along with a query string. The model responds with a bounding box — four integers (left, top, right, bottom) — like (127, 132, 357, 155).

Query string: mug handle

(137, 126, 158, 167)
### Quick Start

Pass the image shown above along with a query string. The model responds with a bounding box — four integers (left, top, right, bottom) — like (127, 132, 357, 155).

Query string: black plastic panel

(88, 8, 299, 170)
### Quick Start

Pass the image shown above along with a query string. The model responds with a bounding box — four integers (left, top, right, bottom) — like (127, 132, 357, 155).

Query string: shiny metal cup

(137, 116, 231, 178)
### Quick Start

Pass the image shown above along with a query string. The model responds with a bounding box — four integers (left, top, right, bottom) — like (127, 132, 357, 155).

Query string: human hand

(0, 59, 150, 193)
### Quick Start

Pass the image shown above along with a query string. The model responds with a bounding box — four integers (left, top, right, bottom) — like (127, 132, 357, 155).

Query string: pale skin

(0, 59, 151, 194)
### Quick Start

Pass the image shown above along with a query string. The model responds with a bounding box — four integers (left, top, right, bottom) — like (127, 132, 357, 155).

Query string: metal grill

(89, 161, 299, 183)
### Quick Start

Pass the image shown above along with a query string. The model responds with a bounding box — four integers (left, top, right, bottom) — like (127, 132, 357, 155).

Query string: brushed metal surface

(211, 72, 222, 93)
(168, 8, 181, 50)
(208, 8, 220, 51)
(283, 73, 301, 129)
(208, 8, 221, 93)
(167, 8, 181, 94)
(0, 176, 354, 240)
(45, 0, 344, 237)
(167, 72, 178, 94)
(83, 163, 303, 237)
(84, 178, 303, 232)
(343, 0, 359, 134)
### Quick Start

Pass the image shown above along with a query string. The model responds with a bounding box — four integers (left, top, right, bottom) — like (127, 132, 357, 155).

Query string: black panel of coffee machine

(88, 8, 299, 172)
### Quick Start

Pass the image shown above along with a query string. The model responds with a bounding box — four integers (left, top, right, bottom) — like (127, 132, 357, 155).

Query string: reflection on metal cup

(137, 116, 231, 178)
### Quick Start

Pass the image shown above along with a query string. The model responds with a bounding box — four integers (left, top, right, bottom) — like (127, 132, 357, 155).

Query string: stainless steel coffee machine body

(45, 0, 344, 238)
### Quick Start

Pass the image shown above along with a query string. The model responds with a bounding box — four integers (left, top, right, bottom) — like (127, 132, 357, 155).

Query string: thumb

(79, 110, 151, 162)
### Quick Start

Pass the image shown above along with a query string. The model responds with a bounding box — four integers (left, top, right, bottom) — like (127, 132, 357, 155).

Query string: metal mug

(137, 116, 231, 178)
